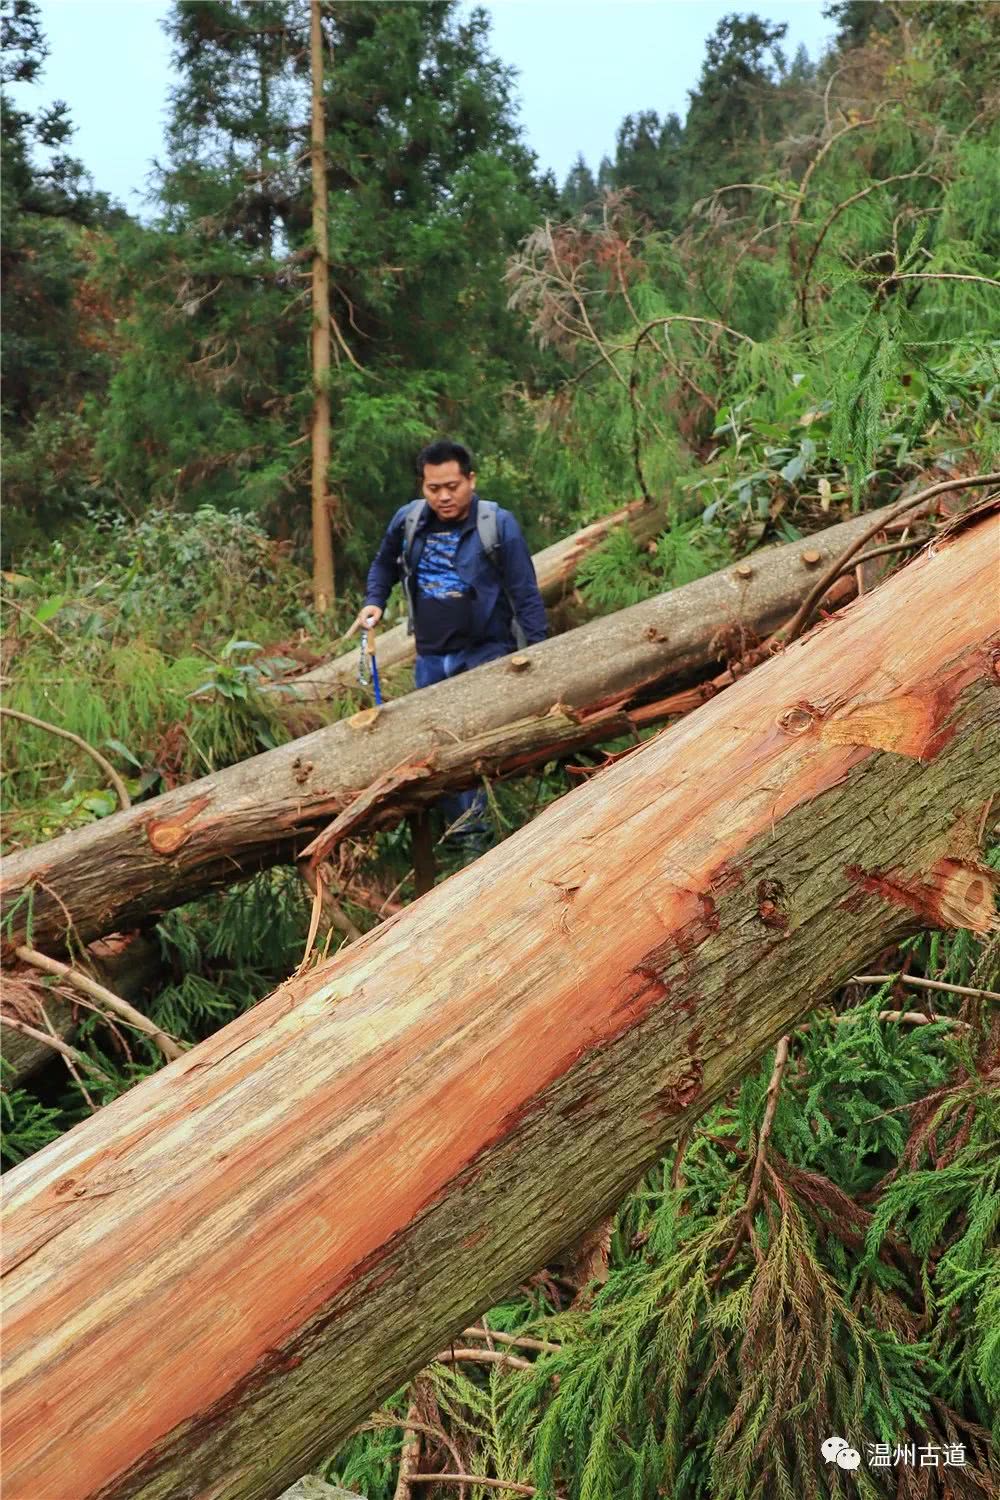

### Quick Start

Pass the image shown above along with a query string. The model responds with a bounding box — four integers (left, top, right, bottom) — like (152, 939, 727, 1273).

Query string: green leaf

(34, 595, 66, 624)
(103, 738, 142, 769)
(81, 792, 117, 817)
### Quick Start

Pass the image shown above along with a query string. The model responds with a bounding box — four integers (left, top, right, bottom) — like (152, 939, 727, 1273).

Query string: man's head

(416, 439, 476, 522)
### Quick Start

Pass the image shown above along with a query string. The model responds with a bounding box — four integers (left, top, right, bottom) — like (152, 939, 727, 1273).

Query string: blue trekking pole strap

(359, 628, 383, 706)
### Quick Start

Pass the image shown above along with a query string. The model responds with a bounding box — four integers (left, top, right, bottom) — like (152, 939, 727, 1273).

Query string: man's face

(421, 460, 475, 522)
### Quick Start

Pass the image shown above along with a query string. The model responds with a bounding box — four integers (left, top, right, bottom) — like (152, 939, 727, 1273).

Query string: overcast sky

(14, 0, 836, 214)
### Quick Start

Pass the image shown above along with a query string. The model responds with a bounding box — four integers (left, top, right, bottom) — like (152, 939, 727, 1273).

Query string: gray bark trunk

(276, 498, 664, 700)
(1, 513, 878, 952)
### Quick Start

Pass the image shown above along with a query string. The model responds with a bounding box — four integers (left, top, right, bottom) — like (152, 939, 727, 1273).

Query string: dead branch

(798, 169, 947, 327)
(463, 1327, 562, 1354)
(432, 1349, 533, 1372)
(14, 945, 183, 1062)
(876, 270, 1000, 296)
(392, 1399, 422, 1500)
(408, 1479, 564, 1498)
(0, 706, 131, 810)
(0, 1014, 111, 1081)
(853, 976, 1000, 1004)
(781, 474, 1000, 642)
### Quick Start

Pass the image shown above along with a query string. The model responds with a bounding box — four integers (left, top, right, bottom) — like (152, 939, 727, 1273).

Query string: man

(354, 438, 547, 844)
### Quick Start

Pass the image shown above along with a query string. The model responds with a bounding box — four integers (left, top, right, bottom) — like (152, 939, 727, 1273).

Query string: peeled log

(0, 512, 877, 952)
(2, 514, 997, 1500)
(274, 498, 664, 700)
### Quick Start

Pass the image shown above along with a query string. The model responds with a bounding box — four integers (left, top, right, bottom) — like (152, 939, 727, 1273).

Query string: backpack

(399, 499, 527, 650)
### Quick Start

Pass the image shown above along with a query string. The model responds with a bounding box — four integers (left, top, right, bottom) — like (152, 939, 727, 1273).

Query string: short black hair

(415, 439, 474, 477)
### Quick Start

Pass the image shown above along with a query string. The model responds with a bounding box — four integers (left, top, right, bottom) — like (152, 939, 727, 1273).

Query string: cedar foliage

(1, 3, 999, 1497)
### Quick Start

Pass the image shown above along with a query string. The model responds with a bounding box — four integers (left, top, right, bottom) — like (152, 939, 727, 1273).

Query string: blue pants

(414, 643, 509, 842)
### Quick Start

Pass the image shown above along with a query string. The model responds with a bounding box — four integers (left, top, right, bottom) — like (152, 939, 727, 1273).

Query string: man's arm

(365, 511, 406, 609)
(499, 514, 548, 645)
(350, 510, 405, 632)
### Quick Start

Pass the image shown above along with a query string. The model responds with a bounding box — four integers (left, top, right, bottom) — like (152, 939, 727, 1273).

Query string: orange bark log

(2, 514, 997, 1500)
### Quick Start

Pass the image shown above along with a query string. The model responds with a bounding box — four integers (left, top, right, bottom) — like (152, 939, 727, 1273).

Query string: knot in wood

(756, 877, 790, 932)
(777, 705, 815, 735)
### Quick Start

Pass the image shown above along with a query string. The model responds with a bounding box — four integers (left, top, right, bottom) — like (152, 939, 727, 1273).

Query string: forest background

(2, 1, 999, 1497)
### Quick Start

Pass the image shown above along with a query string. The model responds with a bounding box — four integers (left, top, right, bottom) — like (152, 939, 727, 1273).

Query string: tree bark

(2, 513, 996, 1500)
(309, 0, 335, 612)
(1, 513, 879, 953)
(276, 498, 665, 700)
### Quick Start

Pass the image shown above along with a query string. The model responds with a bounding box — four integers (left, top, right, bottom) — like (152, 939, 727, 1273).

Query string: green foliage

(87, 0, 554, 578)
(0, 506, 339, 845)
(315, 906, 999, 1498)
(574, 516, 731, 611)
(4, 7, 1000, 1497)
(1, 0, 127, 552)
(0, 1071, 65, 1165)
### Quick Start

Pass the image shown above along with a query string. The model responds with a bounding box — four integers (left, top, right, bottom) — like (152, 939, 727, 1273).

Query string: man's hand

(346, 604, 383, 638)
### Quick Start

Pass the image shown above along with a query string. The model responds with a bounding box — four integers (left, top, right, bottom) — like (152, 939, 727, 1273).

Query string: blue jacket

(364, 495, 548, 650)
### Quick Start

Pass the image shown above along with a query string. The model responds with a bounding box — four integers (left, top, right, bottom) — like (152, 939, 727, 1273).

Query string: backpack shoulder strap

(475, 499, 501, 569)
(401, 499, 426, 568)
(476, 501, 528, 649)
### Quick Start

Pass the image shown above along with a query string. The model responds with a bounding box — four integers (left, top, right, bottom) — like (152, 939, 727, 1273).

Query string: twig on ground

(713, 1036, 790, 1285)
(433, 1348, 533, 1372)
(463, 1326, 562, 1354)
(746, 1036, 791, 1222)
(14, 945, 183, 1062)
(802, 1009, 969, 1032)
(359, 1411, 465, 1490)
(671, 1125, 692, 1196)
(392, 1398, 422, 1500)
(40, 999, 98, 1110)
(0, 706, 132, 810)
(408, 1478, 565, 1498)
(0, 1013, 112, 1081)
(853, 975, 999, 1003)
(781, 473, 1000, 643)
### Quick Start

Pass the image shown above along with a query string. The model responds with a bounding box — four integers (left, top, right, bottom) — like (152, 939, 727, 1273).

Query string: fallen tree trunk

(274, 497, 664, 700)
(0, 513, 878, 952)
(2, 512, 997, 1500)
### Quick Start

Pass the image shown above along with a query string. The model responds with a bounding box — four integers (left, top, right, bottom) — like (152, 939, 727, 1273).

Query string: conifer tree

(561, 152, 598, 215)
(0, 0, 125, 553)
(94, 0, 547, 584)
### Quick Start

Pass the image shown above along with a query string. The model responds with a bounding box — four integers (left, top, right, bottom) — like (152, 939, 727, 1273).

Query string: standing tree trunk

(309, 0, 335, 612)
(1, 512, 879, 953)
(1, 513, 997, 1500)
